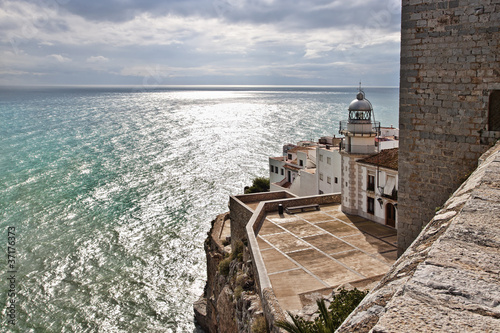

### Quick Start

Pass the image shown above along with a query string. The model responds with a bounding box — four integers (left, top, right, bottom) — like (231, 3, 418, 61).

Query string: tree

(276, 288, 368, 333)
(244, 177, 270, 194)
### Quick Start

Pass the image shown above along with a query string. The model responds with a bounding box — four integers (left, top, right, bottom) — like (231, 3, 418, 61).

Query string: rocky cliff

(194, 212, 268, 333)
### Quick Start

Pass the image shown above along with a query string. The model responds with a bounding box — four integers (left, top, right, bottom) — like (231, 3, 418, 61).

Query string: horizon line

(0, 84, 399, 89)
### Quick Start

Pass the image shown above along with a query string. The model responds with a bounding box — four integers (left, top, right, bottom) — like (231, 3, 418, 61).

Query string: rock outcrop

(194, 212, 267, 333)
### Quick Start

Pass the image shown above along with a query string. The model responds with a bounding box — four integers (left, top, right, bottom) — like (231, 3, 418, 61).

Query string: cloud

(0, 0, 401, 86)
(86, 56, 109, 63)
(48, 54, 71, 63)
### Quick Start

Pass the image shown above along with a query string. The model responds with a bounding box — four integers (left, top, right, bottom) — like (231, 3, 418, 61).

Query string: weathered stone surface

(216, 286, 237, 333)
(337, 141, 500, 332)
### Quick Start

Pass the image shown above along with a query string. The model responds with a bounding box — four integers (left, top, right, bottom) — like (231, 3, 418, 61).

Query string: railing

(341, 144, 378, 154)
(382, 189, 398, 201)
(339, 120, 380, 136)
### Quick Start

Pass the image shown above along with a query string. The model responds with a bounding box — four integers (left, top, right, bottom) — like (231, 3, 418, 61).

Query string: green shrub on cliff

(276, 288, 368, 333)
(251, 316, 268, 333)
(231, 240, 244, 262)
(244, 177, 270, 194)
(218, 258, 231, 276)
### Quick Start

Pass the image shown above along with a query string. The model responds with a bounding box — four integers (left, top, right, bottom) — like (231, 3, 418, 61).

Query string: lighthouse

(339, 88, 380, 215)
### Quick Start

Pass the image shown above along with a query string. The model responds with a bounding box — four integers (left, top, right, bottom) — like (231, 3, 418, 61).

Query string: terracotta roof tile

(358, 148, 398, 170)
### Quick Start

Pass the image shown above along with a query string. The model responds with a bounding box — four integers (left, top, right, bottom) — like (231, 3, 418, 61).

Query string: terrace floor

(256, 204, 397, 311)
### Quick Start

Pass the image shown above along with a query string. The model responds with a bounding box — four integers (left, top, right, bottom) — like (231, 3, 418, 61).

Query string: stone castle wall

(398, 0, 500, 253)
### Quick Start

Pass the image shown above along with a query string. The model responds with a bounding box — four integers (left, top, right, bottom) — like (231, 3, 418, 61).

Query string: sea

(0, 85, 399, 332)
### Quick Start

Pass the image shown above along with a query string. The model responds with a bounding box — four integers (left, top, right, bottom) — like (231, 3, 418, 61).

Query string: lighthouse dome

(348, 91, 373, 111)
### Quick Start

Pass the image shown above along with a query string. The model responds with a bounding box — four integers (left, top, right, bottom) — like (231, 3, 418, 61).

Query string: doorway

(386, 203, 396, 228)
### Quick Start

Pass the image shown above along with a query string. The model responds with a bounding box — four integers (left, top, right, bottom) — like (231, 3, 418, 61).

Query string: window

(327, 176, 331, 184)
(281, 168, 284, 176)
(334, 177, 338, 184)
(319, 154, 323, 162)
(319, 173, 323, 181)
(327, 157, 331, 165)
(299, 160, 304, 167)
(367, 175, 375, 191)
(275, 167, 279, 174)
(287, 153, 292, 160)
(367, 197, 375, 214)
(489, 90, 500, 131)
(270, 165, 274, 173)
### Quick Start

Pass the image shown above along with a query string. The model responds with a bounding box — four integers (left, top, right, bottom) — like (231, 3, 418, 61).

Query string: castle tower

(398, 0, 500, 255)
(339, 90, 380, 215)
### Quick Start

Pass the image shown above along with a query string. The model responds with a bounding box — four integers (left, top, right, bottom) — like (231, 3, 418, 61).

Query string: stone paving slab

(332, 250, 391, 277)
(315, 220, 363, 237)
(258, 219, 285, 235)
(288, 249, 362, 285)
(294, 211, 335, 223)
(260, 248, 299, 274)
(268, 268, 326, 310)
(258, 204, 397, 311)
(342, 234, 396, 254)
(267, 214, 302, 224)
(302, 234, 356, 255)
(257, 235, 273, 250)
(352, 221, 397, 238)
(262, 232, 310, 253)
(280, 220, 326, 237)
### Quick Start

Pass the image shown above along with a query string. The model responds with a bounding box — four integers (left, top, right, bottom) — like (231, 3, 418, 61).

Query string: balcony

(339, 120, 380, 136)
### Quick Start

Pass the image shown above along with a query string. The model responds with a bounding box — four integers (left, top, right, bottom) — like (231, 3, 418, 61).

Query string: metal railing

(340, 144, 378, 154)
(339, 120, 380, 136)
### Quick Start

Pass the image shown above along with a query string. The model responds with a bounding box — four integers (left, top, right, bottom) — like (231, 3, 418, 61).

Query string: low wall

(234, 193, 342, 332)
(336, 141, 500, 332)
(229, 191, 296, 251)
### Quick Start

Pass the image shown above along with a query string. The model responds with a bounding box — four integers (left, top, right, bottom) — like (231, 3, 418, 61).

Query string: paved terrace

(255, 204, 397, 311)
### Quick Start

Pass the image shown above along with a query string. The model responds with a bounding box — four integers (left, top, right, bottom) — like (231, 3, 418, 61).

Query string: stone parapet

(241, 193, 341, 332)
(336, 140, 500, 332)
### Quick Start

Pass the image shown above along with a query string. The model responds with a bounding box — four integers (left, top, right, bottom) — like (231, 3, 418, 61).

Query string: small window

(275, 168, 279, 174)
(319, 154, 323, 162)
(299, 160, 304, 167)
(367, 175, 375, 191)
(489, 90, 500, 131)
(345, 182, 348, 187)
(327, 176, 331, 184)
(367, 197, 375, 214)
(334, 177, 338, 184)
(319, 173, 324, 181)
(270, 165, 274, 173)
(281, 168, 284, 175)
(287, 153, 292, 160)
(327, 157, 331, 165)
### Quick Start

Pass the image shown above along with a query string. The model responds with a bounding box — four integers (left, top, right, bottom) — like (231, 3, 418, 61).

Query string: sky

(0, 0, 402, 87)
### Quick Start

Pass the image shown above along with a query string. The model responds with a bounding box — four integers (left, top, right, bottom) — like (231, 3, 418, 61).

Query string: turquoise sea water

(0, 86, 398, 332)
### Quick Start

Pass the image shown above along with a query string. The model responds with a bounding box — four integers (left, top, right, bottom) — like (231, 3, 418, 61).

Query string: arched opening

(386, 203, 396, 228)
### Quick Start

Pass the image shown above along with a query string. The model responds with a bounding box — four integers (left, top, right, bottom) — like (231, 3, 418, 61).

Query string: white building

(269, 143, 319, 196)
(268, 90, 399, 228)
(357, 148, 398, 227)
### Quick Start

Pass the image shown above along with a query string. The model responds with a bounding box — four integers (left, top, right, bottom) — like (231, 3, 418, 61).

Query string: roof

(270, 156, 284, 161)
(287, 146, 315, 154)
(284, 164, 301, 171)
(357, 148, 398, 170)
